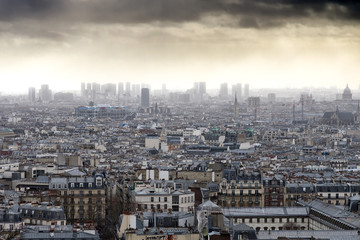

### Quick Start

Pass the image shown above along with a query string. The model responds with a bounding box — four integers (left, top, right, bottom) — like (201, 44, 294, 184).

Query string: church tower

(234, 92, 238, 118)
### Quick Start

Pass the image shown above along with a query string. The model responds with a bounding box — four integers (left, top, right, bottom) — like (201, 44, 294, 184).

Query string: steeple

(292, 102, 295, 123)
(234, 92, 238, 118)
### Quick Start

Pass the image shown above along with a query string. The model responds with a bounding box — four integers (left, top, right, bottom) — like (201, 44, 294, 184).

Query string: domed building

(342, 84, 352, 100)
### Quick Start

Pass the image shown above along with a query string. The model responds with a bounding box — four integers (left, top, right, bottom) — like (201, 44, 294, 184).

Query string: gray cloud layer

(0, 0, 359, 27)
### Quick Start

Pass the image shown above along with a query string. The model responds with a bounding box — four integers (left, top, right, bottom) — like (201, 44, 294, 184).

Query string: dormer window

(80, 183, 83, 188)
(96, 177, 102, 186)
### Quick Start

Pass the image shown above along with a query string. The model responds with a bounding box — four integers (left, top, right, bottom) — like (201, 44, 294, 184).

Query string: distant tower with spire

(234, 92, 238, 118)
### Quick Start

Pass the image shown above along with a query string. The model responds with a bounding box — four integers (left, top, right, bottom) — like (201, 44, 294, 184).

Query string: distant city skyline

(1, 81, 360, 95)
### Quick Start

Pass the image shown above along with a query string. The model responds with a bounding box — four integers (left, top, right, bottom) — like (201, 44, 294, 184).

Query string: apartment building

(49, 174, 106, 225)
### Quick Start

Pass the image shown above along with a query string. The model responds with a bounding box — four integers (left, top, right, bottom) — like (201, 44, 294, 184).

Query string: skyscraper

(162, 83, 167, 96)
(219, 83, 228, 100)
(118, 82, 124, 96)
(101, 83, 116, 97)
(199, 82, 206, 95)
(141, 88, 150, 108)
(244, 84, 249, 99)
(28, 87, 36, 102)
(234, 92, 238, 118)
(39, 84, 52, 102)
(125, 82, 131, 96)
(81, 83, 86, 98)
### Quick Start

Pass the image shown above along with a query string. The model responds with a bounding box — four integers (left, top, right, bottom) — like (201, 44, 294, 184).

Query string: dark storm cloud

(0, 0, 359, 29)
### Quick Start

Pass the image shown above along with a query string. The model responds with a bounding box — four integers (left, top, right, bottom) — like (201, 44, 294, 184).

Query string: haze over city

(1, 0, 360, 93)
(2, 2, 360, 240)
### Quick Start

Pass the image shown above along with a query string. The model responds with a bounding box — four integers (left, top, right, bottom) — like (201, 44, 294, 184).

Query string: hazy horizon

(1, 0, 360, 94)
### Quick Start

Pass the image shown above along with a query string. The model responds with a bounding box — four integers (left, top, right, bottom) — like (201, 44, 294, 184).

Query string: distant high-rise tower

(141, 88, 150, 108)
(244, 84, 249, 99)
(219, 83, 228, 100)
(81, 83, 86, 97)
(162, 83, 167, 96)
(92, 82, 100, 99)
(125, 82, 131, 96)
(28, 87, 36, 102)
(39, 84, 52, 102)
(199, 82, 206, 95)
(118, 82, 124, 96)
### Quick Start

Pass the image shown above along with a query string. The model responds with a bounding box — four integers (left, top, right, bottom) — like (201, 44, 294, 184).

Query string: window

(89, 191, 92, 196)
(96, 177, 102, 186)
(157, 204, 160, 210)
(80, 183, 83, 188)
(164, 197, 168, 202)
(164, 204, 167, 210)
(70, 183, 74, 188)
(89, 183, 92, 188)
(159, 197, 161, 202)
(151, 197, 154, 202)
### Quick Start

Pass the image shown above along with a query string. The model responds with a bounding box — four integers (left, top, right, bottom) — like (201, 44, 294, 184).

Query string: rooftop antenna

(301, 95, 304, 121)
(234, 92, 238, 118)
(254, 107, 257, 122)
(292, 102, 295, 123)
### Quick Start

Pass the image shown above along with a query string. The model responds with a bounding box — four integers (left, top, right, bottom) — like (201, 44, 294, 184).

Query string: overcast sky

(1, 0, 360, 93)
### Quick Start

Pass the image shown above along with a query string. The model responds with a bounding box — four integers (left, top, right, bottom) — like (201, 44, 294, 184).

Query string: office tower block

(28, 87, 36, 102)
(141, 88, 150, 108)
(81, 82, 86, 98)
(244, 84, 249, 99)
(219, 83, 228, 100)
(199, 82, 206, 95)
(162, 83, 167, 96)
(39, 84, 52, 102)
(101, 83, 116, 97)
(118, 82, 124, 96)
(125, 82, 131, 96)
